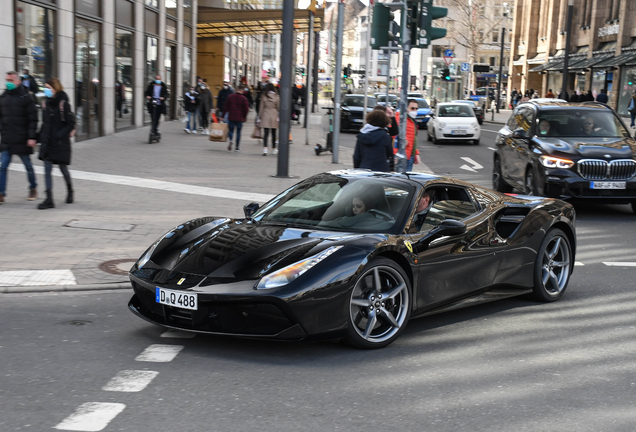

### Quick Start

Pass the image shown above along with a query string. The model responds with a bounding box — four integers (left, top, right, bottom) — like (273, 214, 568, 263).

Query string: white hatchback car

(427, 103, 481, 145)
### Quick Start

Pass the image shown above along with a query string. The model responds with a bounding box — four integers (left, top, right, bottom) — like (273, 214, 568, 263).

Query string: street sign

(32, 46, 43, 56)
(443, 49, 453, 66)
(461, 62, 469, 72)
(449, 63, 456, 75)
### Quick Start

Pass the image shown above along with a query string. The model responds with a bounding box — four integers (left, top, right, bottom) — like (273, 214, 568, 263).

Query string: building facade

(509, 0, 636, 115)
(2, 0, 198, 140)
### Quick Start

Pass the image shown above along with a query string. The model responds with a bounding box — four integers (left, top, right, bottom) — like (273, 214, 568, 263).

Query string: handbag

(251, 125, 262, 139)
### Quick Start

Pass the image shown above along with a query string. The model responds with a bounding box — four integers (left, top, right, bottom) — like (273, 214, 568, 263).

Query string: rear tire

(531, 228, 572, 302)
(493, 157, 512, 193)
(473, 139, 480, 145)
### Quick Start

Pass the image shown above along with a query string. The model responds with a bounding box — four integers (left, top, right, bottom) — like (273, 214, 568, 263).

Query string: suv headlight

(256, 246, 343, 289)
(539, 155, 574, 169)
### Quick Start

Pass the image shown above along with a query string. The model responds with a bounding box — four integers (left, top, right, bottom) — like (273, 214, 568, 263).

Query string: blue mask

(22, 74, 28, 79)
(154, 80, 161, 84)
(43, 88, 53, 98)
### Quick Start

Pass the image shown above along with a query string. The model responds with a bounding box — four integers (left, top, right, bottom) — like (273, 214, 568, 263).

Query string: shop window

(16, 2, 55, 87)
(183, 0, 192, 24)
(166, 0, 177, 18)
(144, 36, 158, 124)
(116, 28, 134, 129)
(183, 46, 192, 89)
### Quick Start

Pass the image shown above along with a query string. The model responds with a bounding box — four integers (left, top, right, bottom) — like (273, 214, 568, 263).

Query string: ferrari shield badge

(404, 240, 413, 253)
(177, 278, 186, 286)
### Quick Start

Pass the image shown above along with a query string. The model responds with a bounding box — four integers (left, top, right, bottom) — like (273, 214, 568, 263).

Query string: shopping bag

(209, 122, 228, 142)
(211, 112, 218, 123)
(251, 126, 262, 139)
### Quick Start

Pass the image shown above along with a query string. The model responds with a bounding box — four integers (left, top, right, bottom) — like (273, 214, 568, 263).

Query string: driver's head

(417, 191, 431, 213)
(352, 197, 367, 215)
(538, 119, 551, 135)
(582, 116, 594, 133)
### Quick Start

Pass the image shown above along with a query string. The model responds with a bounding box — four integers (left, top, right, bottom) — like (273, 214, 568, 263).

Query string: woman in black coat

(37, 77, 75, 209)
(353, 109, 393, 172)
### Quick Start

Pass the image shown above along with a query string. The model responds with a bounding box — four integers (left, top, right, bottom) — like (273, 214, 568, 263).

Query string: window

(182, 46, 192, 89)
(183, 0, 192, 25)
(145, 0, 158, 7)
(492, 31, 499, 43)
(115, 28, 134, 129)
(165, 0, 177, 17)
(16, 2, 55, 86)
(416, 187, 477, 233)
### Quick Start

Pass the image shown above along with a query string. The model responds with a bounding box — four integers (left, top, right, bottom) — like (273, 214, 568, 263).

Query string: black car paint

(340, 96, 376, 131)
(129, 171, 576, 341)
(494, 101, 636, 203)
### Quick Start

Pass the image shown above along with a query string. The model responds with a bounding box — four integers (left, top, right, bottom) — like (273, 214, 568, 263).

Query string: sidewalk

(482, 109, 512, 124)
(0, 104, 424, 293)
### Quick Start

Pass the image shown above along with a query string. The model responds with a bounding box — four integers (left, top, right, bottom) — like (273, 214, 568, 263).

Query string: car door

(508, 106, 536, 187)
(407, 186, 506, 310)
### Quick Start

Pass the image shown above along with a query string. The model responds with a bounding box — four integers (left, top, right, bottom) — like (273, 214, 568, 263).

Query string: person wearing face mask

(537, 119, 557, 137)
(393, 99, 421, 171)
(216, 81, 233, 119)
(21, 69, 39, 95)
(145, 74, 168, 137)
(183, 86, 199, 134)
(36, 77, 75, 209)
(353, 109, 393, 172)
(196, 77, 213, 135)
(0, 71, 39, 204)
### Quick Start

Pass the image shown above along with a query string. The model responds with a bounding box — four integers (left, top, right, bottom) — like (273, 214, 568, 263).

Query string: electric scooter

(315, 106, 334, 155)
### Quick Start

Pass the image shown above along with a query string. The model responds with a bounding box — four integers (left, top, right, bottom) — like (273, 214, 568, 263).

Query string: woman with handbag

(627, 90, 636, 128)
(37, 77, 75, 209)
(258, 83, 280, 156)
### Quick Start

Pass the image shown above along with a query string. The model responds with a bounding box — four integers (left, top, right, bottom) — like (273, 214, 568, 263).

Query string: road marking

(54, 402, 125, 431)
(102, 370, 159, 392)
(488, 147, 496, 151)
(459, 157, 483, 172)
(603, 262, 636, 267)
(0, 269, 76, 287)
(135, 344, 184, 362)
(161, 330, 196, 338)
(10, 165, 274, 203)
(575, 262, 584, 266)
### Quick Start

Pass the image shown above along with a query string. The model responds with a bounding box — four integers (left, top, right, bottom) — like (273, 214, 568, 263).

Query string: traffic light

(417, 0, 448, 48)
(370, 3, 396, 50)
(343, 66, 349, 79)
(441, 68, 450, 81)
(407, 0, 420, 47)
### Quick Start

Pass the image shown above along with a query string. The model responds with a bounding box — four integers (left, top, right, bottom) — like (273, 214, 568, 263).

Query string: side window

(518, 107, 535, 133)
(414, 186, 478, 233)
(507, 107, 520, 130)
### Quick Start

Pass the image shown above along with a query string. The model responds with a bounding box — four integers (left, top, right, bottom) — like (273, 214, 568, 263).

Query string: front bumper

(539, 168, 636, 202)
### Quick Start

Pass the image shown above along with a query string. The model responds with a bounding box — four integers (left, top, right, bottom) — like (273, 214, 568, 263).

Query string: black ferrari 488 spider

(129, 170, 576, 349)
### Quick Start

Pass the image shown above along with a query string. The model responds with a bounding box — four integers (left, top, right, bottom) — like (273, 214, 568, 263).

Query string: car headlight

(438, 121, 446, 129)
(256, 246, 343, 289)
(472, 122, 478, 128)
(137, 242, 159, 269)
(539, 155, 574, 169)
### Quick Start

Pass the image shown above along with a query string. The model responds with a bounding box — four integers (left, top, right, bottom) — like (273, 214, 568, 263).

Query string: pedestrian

(183, 86, 199, 134)
(244, 86, 254, 109)
(258, 83, 280, 156)
(115, 80, 125, 118)
(36, 77, 75, 209)
(196, 78, 213, 135)
(216, 81, 233, 118)
(394, 99, 421, 171)
(21, 68, 39, 95)
(223, 87, 249, 152)
(255, 79, 267, 114)
(596, 88, 609, 104)
(627, 90, 636, 128)
(353, 110, 393, 172)
(545, 88, 555, 98)
(0, 71, 38, 204)
(585, 90, 595, 101)
(144, 74, 168, 137)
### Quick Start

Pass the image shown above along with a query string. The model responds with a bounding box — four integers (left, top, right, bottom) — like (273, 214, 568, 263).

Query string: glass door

(75, 19, 101, 140)
(165, 45, 177, 120)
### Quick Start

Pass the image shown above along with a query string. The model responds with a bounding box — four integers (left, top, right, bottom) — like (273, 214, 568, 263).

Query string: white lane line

(603, 262, 636, 267)
(54, 402, 125, 431)
(161, 330, 196, 338)
(135, 344, 184, 362)
(575, 262, 584, 266)
(0, 269, 76, 287)
(459, 157, 483, 172)
(488, 147, 496, 151)
(102, 370, 159, 392)
(10, 165, 274, 203)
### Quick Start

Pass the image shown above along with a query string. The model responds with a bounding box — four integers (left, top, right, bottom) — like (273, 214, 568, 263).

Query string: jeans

(0, 149, 37, 194)
(630, 112, 635, 127)
(44, 160, 72, 191)
(186, 111, 197, 131)
(406, 156, 415, 172)
(200, 110, 210, 129)
(228, 120, 244, 148)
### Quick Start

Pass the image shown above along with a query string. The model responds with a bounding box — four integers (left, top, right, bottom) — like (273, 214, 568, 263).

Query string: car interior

(413, 186, 478, 233)
(438, 105, 475, 118)
(536, 112, 626, 138)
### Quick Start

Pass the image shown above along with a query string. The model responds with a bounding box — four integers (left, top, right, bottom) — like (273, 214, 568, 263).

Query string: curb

(1, 281, 131, 294)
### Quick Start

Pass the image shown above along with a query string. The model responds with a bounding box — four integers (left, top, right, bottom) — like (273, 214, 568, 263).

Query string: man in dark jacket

(353, 110, 393, 172)
(596, 88, 609, 104)
(21, 69, 39, 95)
(216, 81, 233, 117)
(0, 71, 39, 204)
(145, 74, 168, 136)
(223, 87, 249, 152)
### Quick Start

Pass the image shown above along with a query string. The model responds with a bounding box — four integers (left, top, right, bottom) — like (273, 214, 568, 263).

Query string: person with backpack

(36, 77, 76, 209)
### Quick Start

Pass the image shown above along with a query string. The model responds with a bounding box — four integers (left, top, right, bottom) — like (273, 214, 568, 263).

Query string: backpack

(43, 99, 76, 138)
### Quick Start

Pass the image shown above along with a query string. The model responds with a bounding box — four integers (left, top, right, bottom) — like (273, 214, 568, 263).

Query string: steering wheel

(368, 209, 394, 221)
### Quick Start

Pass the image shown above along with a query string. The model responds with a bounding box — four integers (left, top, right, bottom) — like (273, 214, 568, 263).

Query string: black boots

(66, 188, 74, 204)
(38, 190, 55, 210)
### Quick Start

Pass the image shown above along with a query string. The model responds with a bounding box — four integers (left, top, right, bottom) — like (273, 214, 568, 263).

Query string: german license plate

(590, 181, 626, 189)
(451, 129, 466, 135)
(156, 287, 198, 310)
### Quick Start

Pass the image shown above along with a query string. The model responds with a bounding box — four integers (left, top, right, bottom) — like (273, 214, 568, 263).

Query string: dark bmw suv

(340, 95, 376, 132)
(493, 100, 636, 212)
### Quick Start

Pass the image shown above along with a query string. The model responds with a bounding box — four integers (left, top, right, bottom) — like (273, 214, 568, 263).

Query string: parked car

(452, 99, 484, 125)
(128, 170, 576, 349)
(407, 92, 424, 99)
(374, 93, 399, 109)
(427, 102, 481, 145)
(469, 86, 495, 102)
(493, 100, 636, 213)
(412, 97, 433, 129)
(340, 94, 377, 131)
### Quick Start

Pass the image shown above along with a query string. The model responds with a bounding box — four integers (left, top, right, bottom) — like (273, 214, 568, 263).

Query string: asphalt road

(3, 122, 636, 431)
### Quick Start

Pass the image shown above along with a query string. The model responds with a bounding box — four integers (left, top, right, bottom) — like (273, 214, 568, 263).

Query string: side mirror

(416, 219, 466, 251)
(243, 202, 260, 219)
(512, 128, 528, 139)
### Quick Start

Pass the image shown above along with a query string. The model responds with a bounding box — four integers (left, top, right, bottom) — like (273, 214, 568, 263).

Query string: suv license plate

(156, 287, 198, 310)
(590, 181, 626, 190)
(451, 129, 466, 135)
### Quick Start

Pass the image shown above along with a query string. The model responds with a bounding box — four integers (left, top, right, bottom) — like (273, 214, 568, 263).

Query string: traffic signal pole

(396, 2, 410, 173)
(331, 0, 345, 164)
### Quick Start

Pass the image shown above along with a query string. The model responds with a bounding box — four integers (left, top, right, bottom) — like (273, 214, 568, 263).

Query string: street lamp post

(496, 26, 505, 114)
(561, 0, 574, 100)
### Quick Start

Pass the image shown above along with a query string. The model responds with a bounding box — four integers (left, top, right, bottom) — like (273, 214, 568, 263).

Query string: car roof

(325, 169, 476, 189)
(519, 100, 610, 110)
(437, 102, 470, 107)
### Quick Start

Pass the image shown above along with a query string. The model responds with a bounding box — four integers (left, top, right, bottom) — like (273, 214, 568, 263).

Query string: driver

(413, 190, 434, 231)
(580, 116, 602, 136)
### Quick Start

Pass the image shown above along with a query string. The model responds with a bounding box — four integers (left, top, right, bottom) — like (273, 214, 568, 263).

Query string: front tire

(531, 228, 573, 302)
(345, 258, 411, 349)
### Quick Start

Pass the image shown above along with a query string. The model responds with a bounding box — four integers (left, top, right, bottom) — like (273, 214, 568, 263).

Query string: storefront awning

(568, 54, 613, 71)
(593, 52, 636, 68)
(197, 8, 324, 37)
(527, 53, 547, 64)
(529, 60, 558, 72)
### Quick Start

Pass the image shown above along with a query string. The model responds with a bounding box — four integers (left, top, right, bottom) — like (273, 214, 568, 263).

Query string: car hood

(137, 217, 362, 282)
(417, 108, 432, 115)
(534, 136, 636, 159)
(343, 106, 372, 113)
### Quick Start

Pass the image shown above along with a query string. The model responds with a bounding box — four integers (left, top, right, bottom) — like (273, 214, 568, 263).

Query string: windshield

(438, 105, 476, 118)
(251, 175, 415, 233)
(377, 95, 397, 103)
(345, 96, 376, 107)
(536, 109, 631, 138)
(416, 99, 430, 108)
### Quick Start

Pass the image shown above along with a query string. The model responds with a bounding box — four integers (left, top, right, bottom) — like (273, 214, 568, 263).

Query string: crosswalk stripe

(54, 402, 125, 431)
(603, 262, 636, 267)
(0, 269, 76, 287)
(102, 370, 159, 392)
(135, 344, 184, 362)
